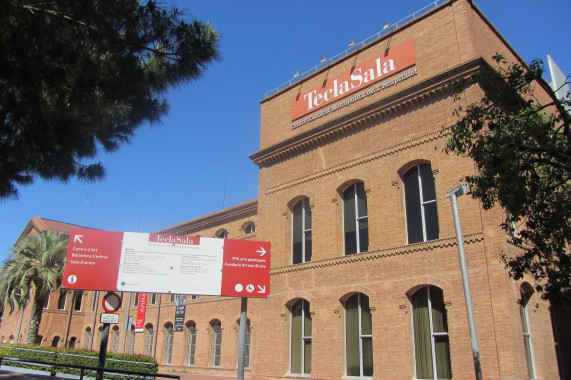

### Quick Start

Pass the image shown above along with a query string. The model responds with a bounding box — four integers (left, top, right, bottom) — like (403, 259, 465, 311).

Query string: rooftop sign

(291, 38, 416, 121)
(62, 229, 271, 298)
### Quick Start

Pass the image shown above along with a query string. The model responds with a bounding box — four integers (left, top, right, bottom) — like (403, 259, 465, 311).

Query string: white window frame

(185, 322, 197, 366)
(403, 163, 438, 244)
(291, 198, 312, 264)
(520, 287, 537, 380)
(342, 183, 368, 255)
(289, 299, 311, 376)
(344, 293, 373, 378)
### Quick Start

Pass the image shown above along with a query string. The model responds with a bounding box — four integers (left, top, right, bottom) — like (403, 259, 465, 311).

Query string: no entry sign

(62, 229, 271, 298)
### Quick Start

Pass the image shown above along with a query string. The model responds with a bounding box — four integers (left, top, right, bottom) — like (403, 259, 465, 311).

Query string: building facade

(1, 1, 567, 379)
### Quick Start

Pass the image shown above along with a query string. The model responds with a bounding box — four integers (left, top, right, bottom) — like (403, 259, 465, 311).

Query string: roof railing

(263, 0, 443, 98)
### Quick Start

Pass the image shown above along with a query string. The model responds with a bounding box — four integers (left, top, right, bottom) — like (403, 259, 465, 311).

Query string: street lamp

(446, 182, 483, 380)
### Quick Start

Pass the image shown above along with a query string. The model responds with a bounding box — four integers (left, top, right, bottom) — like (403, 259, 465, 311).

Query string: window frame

(342, 182, 369, 255)
(163, 323, 174, 365)
(402, 163, 439, 244)
(344, 293, 373, 378)
(520, 285, 537, 380)
(290, 299, 312, 376)
(185, 322, 197, 366)
(209, 320, 223, 367)
(292, 197, 312, 264)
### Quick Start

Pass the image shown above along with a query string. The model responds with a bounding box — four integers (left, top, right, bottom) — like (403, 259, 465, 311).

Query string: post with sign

(96, 292, 122, 380)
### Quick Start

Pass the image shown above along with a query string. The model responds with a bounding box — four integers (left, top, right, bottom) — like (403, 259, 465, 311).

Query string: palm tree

(0, 231, 68, 344)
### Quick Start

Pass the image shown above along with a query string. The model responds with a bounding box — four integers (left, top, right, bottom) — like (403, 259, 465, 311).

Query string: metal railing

(263, 0, 444, 98)
(0, 356, 180, 380)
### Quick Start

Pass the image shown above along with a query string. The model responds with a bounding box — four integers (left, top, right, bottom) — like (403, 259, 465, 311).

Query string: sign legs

(237, 297, 248, 380)
(96, 322, 110, 380)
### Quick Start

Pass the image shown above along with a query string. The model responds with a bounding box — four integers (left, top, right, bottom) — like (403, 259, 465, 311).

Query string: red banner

(135, 293, 148, 332)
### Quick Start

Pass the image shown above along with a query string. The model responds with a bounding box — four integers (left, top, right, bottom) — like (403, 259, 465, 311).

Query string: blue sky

(1, 0, 570, 255)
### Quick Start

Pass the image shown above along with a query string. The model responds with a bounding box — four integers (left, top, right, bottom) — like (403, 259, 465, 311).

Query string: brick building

(1, 0, 568, 379)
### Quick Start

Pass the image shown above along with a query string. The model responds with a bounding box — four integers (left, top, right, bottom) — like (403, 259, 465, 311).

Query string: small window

(170, 294, 176, 303)
(292, 197, 312, 264)
(43, 294, 50, 309)
(215, 229, 228, 239)
(243, 222, 255, 234)
(150, 293, 158, 305)
(343, 182, 369, 254)
(133, 293, 139, 307)
(191, 295, 199, 300)
(91, 291, 98, 311)
(403, 163, 439, 243)
(68, 336, 77, 349)
(84, 328, 92, 350)
(345, 293, 373, 377)
(51, 336, 60, 348)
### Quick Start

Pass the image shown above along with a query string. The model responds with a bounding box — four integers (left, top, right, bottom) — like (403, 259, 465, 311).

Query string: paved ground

(0, 369, 237, 380)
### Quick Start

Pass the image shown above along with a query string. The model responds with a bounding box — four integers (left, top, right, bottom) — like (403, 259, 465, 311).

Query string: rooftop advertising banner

(291, 38, 416, 121)
(62, 229, 271, 298)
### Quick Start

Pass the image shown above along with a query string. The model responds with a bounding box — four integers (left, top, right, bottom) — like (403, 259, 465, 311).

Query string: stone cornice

(250, 58, 485, 167)
(155, 200, 258, 236)
(271, 233, 484, 275)
(265, 127, 450, 196)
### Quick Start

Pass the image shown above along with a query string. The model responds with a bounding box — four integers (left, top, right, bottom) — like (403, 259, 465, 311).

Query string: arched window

(185, 322, 197, 366)
(163, 323, 174, 365)
(209, 320, 222, 367)
(403, 163, 439, 243)
(97, 326, 103, 348)
(292, 198, 312, 264)
(51, 336, 60, 348)
(237, 319, 251, 369)
(144, 324, 154, 356)
(345, 293, 373, 377)
(520, 284, 537, 379)
(127, 324, 136, 354)
(411, 286, 451, 379)
(84, 327, 92, 350)
(343, 182, 369, 254)
(9, 335, 15, 344)
(243, 222, 255, 234)
(68, 337, 77, 349)
(290, 299, 311, 375)
(215, 229, 228, 239)
(111, 326, 120, 353)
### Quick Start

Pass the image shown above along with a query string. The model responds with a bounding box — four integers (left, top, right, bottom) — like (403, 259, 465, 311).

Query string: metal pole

(237, 297, 248, 380)
(96, 322, 110, 380)
(64, 291, 76, 347)
(447, 183, 483, 380)
(121, 293, 132, 353)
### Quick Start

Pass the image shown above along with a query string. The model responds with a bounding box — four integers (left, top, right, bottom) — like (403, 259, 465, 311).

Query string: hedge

(0, 344, 158, 379)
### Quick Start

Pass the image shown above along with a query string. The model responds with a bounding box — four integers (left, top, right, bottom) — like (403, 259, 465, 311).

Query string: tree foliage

(0, 231, 68, 344)
(446, 55, 571, 304)
(0, 0, 220, 199)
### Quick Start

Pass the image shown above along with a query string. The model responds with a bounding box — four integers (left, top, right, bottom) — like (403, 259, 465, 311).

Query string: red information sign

(62, 229, 271, 298)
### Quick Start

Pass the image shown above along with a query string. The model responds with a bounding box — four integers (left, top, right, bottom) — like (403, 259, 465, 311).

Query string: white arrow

(256, 247, 266, 256)
(74, 235, 83, 244)
(257, 285, 266, 294)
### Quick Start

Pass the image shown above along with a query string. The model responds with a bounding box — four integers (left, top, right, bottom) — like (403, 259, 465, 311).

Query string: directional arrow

(257, 285, 266, 294)
(256, 247, 266, 257)
(74, 235, 83, 244)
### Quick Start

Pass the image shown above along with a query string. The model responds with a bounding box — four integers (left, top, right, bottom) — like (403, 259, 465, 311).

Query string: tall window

(144, 324, 154, 356)
(292, 198, 312, 264)
(43, 294, 50, 309)
(57, 290, 67, 310)
(403, 163, 439, 243)
(290, 299, 311, 375)
(343, 182, 369, 254)
(185, 322, 197, 366)
(150, 293, 158, 305)
(209, 320, 223, 367)
(111, 326, 120, 353)
(127, 325, 135, 354)
(91, 291, 98, 311)
(411, 286, 451, 380)
(84, 327, 92, 350)
(133, 293, 139, 307)
(68, 337, 77, 349)
(73, 290, 83, 311)
(520, 284, 537, 379)
(163, 323, 174, 365)
(345, 293, 373, 377)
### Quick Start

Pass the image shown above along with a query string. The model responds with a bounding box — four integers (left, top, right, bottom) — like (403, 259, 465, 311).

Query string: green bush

(0, 344, 158, 379)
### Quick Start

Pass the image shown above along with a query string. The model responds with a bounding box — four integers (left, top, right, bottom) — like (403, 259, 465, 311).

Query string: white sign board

(100, 313, 120, 324)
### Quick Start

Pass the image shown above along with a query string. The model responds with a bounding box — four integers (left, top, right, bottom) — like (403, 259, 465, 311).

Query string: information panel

(62, 229, 270, 298)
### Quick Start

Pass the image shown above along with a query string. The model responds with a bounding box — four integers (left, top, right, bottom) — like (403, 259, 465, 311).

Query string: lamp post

(446, 182, 483, 380)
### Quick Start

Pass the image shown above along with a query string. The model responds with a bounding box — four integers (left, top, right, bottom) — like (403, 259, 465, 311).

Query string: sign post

(96, 292, 121, 380)
(237, 297, 248, 380)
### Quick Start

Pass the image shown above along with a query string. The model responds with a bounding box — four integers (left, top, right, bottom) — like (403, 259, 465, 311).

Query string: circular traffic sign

(102, 292, 122, 313)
